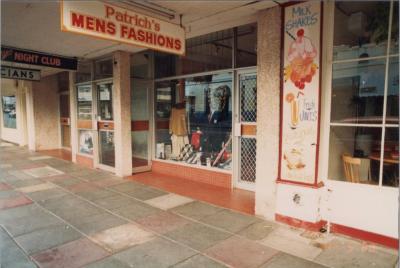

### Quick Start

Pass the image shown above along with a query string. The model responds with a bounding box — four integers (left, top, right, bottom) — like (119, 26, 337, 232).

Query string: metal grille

(240, 138, 256, 183)
(240, 74, 257, 122)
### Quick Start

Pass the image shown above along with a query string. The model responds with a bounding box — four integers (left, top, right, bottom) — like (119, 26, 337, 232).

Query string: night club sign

(1, 46, 78, 70)
(279, 1, 322, 185)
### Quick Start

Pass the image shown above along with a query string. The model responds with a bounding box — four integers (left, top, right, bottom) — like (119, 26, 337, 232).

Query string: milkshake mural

(280, 1, 322, 184)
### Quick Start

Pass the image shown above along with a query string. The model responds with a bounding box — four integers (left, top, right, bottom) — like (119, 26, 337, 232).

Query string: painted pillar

(69, 72, 78, 163)
(113, 51, 132, 177)
(25, 82, 36, 151)
(255, 6, 282, 220)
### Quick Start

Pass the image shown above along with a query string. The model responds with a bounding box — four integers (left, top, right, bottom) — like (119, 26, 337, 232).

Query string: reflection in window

(333, 1, 390, 61)
(79, 130, 93, 155)
(329, 0, 399, 187)
(155, 73, 233, 170)
(237, 23, 257, 68)
(97, 83, 113, 121)
(331, 59, 386, 124)
(76, 62, 92, 84)
(77, 85, 92, 120)
(94, 58, 113, 80)
(2, 95, 16, 129)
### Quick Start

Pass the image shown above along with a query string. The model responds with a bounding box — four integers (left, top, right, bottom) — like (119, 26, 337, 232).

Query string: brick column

(113, 51, 132, 177)
(255, 6, 282, 220)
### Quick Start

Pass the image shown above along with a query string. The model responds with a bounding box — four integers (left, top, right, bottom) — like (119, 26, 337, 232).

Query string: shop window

(76, 61, 92, 84)
(77, 85, 92, 120)
(94, 58, 113, 80)
(155, 28, 233, 78)
(131, 51, 152, 79)
(79, 130, 93, 155)
(328, 0, 399, 187)
(155, 73, 233, 170)
(2, 95, 16, 129)
(236, 23, 257, 68)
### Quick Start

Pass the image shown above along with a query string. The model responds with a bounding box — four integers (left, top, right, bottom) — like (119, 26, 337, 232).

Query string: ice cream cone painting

(284, 28, 318, 90)
(280, 1, 322, 184)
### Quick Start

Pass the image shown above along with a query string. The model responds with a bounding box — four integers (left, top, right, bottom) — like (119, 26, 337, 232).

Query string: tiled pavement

(0, 142, 398, 268)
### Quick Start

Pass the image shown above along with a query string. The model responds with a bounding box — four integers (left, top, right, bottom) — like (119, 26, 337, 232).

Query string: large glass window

(236, 23, 257, 68)
(328, 1, 399, 187)
(155, 73, 233, 170)
(2, 95, 16, 129)
(97, 83, 113, 121)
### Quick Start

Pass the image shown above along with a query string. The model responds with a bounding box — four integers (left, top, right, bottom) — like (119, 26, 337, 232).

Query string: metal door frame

(234, 68, 257, 191)
(132, 78, 153, 173)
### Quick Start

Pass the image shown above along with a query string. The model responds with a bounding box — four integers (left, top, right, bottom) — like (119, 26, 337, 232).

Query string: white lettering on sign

(1, 66, 41, 81)
(60, 1, 185, 55)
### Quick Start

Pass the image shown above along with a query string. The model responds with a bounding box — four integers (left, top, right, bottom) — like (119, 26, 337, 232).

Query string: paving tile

(69, 212, 127, 235)
(261, 227, 322, 260)
(0, 182, 11, 191)
(84, 256, 131, 268)
(43, 174, 76, 182)
(315, 238, 398, 268)
(145, 193, 193, 210)
(112, 202, 161, 221)
(124, 187, 168, 201)
(260, 252, 327, 268)
(173, 254, 228, 268)
(2, 208, 63, 237)
(23, 166, 64, 178)
(32, 238, 109, 268)
(92, 194, 137, 210)
(90, 223, 155, 252)
(52, 177, 83, 187)
(108, 181, 148, 193)
(17, 182, 56, 193)
(113, 237, 196, 268)
(39, 194, 86, 212)
(52, 203, 104, 222)
(200, 209, 259, 233)
(75, 188, 117, 201)
(15, 224, 82, 254)
(0, 190, 20, 199)
(165, 222, 232, 251)
(205, 236, 279, 268)
(238, 220, 277, 241)
(29, 155, 53, 161)
(170, 201, 223, 220)
(6, 178, 45, 188)
(0, 203, 40, 223)
(135, 211, 190, 234)
(0, 194, 33, 210)
(26, 188, 68, 202)
(0, 227, 37, 268)
(91, 178, 124, 188)
(65, 182, 100, 193)
(8, 170, 35, 180)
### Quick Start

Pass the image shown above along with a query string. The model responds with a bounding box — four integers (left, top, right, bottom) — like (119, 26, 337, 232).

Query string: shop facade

(1, 0, 398, 248)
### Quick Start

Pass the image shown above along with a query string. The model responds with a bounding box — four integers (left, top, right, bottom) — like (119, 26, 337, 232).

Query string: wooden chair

(342, 154, 361, 183)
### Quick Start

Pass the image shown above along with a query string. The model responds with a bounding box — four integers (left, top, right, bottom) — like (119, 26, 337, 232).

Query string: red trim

(76, 154, 94, 169)
(277, 179, 324, 188)
(277, 1, 323, 188)
(131, 120, 149, 131)
(331, 223, 399, 249)
(275, 213, 326, 232)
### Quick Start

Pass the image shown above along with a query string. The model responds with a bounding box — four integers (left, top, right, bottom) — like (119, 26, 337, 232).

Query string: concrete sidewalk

(0, 142, 397, 268)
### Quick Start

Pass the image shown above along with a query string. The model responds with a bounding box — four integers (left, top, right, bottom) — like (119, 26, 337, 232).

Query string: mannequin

(169, 102, 189, 158)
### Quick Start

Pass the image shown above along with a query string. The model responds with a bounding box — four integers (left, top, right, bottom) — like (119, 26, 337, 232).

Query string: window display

(155, 73, 232, 170)
(2, 95, 16, 129)
(97, 83, 113, 121)
(77, 85, 92, 120)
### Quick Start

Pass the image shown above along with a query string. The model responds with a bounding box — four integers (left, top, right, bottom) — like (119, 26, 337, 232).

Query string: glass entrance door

(235, 70, 257, 191)
(96, 82, 115, 169)
(131, 79, 152, 172)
